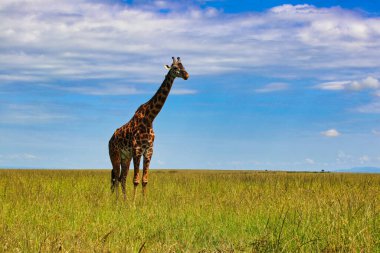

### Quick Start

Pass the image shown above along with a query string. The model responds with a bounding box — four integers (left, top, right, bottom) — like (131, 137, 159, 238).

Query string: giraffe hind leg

(110, 152, 121, 200)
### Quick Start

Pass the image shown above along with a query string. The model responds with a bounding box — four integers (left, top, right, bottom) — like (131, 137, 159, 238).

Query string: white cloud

(316, 76, 380, 91)
(335, 151, 374, 166)
(52, 83, 197, 96)
(0, 153, 38, 160)
(338, 150, 349, 159)
(374, 90, 380, 97)
(171, 88, 198, 95)
(0, 104, 71, 124)
(372, 129, 380, 135)
(350, 76, 380, 90)
(0, 153, 39, 167)
(270, 4, 318, 14)
(305, 158, 315, 164)
(58, 83, 144, 96)
(0, 74, 45, 82)
(359, 155, 370, 164)
(316, 76, 380, 114)
(315, 81, 351, 90)
(336, 150, 352, 164)
(157, 159, 165, 165)
(321, 128, 341, 137)
(1, 1, 380, 91)
(356, 101, 380, 113)
(254, 83, 289, 93)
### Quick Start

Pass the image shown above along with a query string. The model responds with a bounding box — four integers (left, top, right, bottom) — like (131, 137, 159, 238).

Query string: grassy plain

(0, 169, 379, 252)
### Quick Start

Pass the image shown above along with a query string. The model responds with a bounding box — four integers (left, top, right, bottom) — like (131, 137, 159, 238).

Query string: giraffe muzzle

(183, 72, 189, 80)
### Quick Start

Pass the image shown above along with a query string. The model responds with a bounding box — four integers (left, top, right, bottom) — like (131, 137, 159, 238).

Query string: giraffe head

(165, 57, 189, 80)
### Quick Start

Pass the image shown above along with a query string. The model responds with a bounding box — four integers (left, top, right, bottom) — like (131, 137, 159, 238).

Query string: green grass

(0, 169, 379, 252)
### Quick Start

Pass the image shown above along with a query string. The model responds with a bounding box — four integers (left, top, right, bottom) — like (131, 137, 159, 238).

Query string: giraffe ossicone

(108, 56, 189, 201)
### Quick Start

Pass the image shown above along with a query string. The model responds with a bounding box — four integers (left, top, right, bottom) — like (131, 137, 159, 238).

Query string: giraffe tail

(111, 169, 116, 191)
(109, 136, 116, 191)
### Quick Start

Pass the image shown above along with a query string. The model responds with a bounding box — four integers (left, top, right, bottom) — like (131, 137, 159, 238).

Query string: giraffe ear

(164, 65, 171, 70)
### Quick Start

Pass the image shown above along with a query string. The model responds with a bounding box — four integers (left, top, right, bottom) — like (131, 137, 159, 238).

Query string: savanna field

(0, 169, 379, 252)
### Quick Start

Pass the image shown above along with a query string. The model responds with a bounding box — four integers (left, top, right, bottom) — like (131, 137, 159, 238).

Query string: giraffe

(108, 57, 189, 200)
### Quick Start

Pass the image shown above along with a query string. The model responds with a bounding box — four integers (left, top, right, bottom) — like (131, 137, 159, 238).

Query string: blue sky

(1, 0, 380, 170)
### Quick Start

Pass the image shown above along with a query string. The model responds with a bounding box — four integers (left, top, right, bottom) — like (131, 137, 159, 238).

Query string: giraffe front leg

(132, 148, 142, 202)
(142, 147, 153, 197)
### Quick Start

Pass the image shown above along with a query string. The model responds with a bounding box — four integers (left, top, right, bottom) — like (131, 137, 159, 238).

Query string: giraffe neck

(145, 73, 175, 122)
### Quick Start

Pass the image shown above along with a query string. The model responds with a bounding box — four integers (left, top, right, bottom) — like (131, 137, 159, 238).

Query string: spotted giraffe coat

(108, 58, 189, 195)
